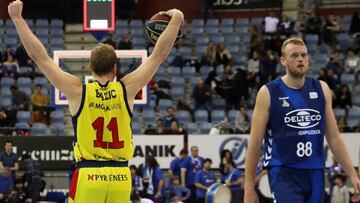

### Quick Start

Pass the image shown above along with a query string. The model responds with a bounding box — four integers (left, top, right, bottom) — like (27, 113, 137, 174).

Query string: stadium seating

(31, 123, 47, 136)
(17, 111, 30, 123)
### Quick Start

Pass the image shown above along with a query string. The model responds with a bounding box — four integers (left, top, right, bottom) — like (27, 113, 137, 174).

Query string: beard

(287, 65, 309, 79)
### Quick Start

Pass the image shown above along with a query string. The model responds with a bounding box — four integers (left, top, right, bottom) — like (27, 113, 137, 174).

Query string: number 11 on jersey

(92, 117, 124, 149)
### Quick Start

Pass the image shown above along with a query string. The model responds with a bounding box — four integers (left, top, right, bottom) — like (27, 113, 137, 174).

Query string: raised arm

(121, 9, 184, 105)
(244, 85, 270, 203)
(8, 1, 82, 101)
(320, 81, 360, 201)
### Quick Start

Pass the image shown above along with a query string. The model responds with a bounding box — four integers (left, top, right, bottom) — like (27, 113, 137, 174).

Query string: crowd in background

(0, 140, 45, 203)
(0, 9, 360, 136)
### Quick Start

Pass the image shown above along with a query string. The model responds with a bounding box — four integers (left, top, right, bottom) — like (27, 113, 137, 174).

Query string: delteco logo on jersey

(284, 109, 321, 129)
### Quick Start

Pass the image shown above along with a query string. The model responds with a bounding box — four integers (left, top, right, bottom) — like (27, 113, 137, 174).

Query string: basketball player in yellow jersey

(8, 1, 184, 202)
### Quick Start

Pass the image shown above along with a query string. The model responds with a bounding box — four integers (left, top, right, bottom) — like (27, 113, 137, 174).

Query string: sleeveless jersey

(72, 80, 134, 163)
(263, 77, 326, 169)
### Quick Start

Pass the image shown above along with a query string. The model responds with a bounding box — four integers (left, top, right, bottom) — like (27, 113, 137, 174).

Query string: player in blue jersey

(244, 38, 360, 203)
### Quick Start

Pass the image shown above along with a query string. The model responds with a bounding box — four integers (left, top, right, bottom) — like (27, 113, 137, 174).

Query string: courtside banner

(0, 135, 183, 170)
(188, 134, 360, 169)
(130, 135, 184, 168)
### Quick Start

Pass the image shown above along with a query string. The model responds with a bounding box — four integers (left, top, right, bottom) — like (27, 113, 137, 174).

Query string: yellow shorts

(69, 164, 131, 203)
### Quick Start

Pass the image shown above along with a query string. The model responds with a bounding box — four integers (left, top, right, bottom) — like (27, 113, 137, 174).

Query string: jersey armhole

(119, 80, 133, 118)
(265, 84, 273, 116)
(316, 80, 326, 105)
(72, 84, 86, 119)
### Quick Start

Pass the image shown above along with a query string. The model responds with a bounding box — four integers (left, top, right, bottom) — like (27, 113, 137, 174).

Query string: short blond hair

(90, 43, 117, 76)
(281, 38, 306, 56)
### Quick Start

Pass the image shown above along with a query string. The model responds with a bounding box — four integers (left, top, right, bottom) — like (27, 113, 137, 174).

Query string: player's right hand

(244, 189, 259, 203)
(8, 0, 23, 20)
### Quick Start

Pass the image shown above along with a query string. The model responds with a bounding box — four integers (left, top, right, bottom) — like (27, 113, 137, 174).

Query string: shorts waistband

(76, 160, 128, 168)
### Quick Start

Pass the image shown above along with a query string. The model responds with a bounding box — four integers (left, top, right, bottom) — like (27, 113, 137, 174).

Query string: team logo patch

(279, 97, 290, 107)
(284, 109, 321, 129)
(309, 92, 318, 99)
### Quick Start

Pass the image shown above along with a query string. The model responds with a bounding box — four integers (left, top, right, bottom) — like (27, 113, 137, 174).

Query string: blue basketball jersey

(263, 77, 326, 169)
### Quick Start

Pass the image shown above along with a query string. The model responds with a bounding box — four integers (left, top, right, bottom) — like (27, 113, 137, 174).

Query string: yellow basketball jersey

(73, 80, 134, 163)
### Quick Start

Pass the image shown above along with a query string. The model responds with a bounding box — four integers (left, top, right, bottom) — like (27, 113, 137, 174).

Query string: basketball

(145, 13, 182, 45)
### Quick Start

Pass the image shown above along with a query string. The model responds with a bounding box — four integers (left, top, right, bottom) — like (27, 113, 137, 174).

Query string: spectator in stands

(150, 81, 173, 112)
(10, 85, 29, 111)
(293, 12, 306, 37)
(142, 155, 164, 202)
(163, 107, 178, 128)
(325, 68, 337, 91)
(169, 192, 185, 203)
(335, 84, 352, 110)
(201, 42, 216, 67)
(353, 120, 360, 132)
(337, 116, 352, 133)
(131, 193, 154, 203)
(170, 149, 188, 184)
(14, 44, 34, 68)
(304, 11, 322, 44)
(235, 106, 251, 134)
(264, 11, 279, 35)
(102, 33, 117, 49)
(318, 68, 327, 81)
(279, 14, 294, 37)
(247, 50, 260, 87)
(249, 25, 264, 53)
(222, 157, 244, 203)
(176, 97, 195, 123)
(259, 49, 277, 85)
(217, 66, 241, 118)
(118, 34, 133, 50)
(194, 158, 216, 203)
(328, 156, 346, 198)
(215, 43, 232, 68)
(30, 84, 50, 125)
(344, 48, 360, 73)
(0, 140, 19, 181)
(323, 14, 340, 48)
(331, 174, 349, 203)
(209, 121, 234, 135)
(181, 146, 204, 203)
(144, 118, 167, 135)
(22, 153, 44, 203)
(7, 178, 27, 203)
(130, 165, 144, 195)
(349, 12, 360, 35)
(0, 168, 13, 202)
(327, 48, 344, 76)
(166, 176, 190, 203)
(168, 121, 185, 135)
(2, 46, 15, 62)
(192, 78, 212, 123)
(2, 54, 20, 78)
(219, 149, 233, 175)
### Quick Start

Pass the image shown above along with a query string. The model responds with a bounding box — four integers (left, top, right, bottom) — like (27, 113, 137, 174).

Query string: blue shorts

(267, 167, 324, 203)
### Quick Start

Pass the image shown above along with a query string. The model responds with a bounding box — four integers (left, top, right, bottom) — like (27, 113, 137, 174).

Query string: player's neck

(282, 75, 305, 89)
(93, 74, 115, 85)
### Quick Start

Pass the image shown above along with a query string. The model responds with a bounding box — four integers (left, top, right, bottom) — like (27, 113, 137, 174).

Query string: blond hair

(281, 38, 306, 56)
(90, 43, 117, 76)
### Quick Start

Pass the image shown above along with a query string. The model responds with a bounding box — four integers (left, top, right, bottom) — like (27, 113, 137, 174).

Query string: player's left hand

(351, 177, 360, 202)
(8, 0, 23, 20)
